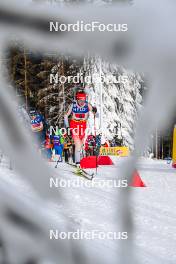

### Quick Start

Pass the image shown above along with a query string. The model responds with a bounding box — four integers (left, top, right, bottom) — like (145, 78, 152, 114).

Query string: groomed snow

(0, 157, 176, 264)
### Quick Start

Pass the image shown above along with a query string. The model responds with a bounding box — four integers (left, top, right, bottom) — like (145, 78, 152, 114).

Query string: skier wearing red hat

(64, 89, 97, 173)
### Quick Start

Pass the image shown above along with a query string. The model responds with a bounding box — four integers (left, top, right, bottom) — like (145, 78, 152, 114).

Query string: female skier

(64, 90, 97, 173)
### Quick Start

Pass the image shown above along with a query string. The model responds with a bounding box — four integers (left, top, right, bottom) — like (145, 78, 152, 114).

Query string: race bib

(31, 122, 43, 132)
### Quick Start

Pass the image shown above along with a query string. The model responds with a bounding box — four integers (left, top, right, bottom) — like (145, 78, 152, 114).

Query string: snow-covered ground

(0, 156, 176, 264)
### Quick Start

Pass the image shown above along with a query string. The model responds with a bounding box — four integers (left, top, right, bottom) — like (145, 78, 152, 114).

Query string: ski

(72, 170, 94, 181)
(54, 161, 94, 180)
(67, 162, 94, 180)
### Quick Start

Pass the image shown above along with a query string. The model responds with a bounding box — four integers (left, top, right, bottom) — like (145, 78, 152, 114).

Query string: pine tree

(8, 48, 84, 127)
(81, 56, 143, 149)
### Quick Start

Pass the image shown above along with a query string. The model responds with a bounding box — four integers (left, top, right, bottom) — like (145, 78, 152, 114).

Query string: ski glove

(92, 106, 97, 114)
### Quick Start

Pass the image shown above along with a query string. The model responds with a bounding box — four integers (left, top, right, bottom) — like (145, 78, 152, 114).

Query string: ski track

(0, 157, 176, 264)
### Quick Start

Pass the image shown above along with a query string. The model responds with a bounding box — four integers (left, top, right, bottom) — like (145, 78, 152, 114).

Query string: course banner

(100, 146, 129, 157)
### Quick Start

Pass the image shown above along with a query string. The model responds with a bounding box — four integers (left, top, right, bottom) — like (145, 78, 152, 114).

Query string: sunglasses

(78, 99, 86, 103)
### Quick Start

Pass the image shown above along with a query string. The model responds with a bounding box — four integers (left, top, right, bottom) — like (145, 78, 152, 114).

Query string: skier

(95, 133, 102, 156)
(52, 129, 64, 162)
(64, 89, 97, 173)
(63, 135, 73, 163)
(29, 108, 46, 148)
(44, 131, 53, 161)
(85, 134, 96, 156)
(30, 109, 44, 132)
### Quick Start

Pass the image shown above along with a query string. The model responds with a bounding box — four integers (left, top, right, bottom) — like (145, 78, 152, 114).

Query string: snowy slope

(0, 157, 176, 264)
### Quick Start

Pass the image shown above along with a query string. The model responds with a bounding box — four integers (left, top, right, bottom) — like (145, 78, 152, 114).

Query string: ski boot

(75, 163, 83, 175)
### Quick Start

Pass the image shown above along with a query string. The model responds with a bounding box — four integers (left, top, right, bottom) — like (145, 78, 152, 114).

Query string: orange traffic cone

(130, 170, 146, 187)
